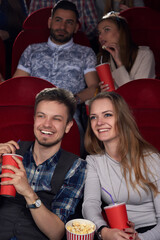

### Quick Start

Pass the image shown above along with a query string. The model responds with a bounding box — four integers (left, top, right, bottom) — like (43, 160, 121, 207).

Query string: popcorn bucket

(66, 219, 95, 240)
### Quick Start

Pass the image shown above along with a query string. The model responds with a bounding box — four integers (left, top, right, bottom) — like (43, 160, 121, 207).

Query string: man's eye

(54, 118, 61, 121)
(37, 114, 44, 118)
(67, 20, 74, 25)
(55, 18, 61, 22)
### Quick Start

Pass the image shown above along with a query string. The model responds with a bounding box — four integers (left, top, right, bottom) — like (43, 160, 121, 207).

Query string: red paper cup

(104, 203, 129, 229)
(66, 219, 95, 240)
(85, 100, 90, 116)
(1, 154, 23, 197)
(96, 63, 115, 91)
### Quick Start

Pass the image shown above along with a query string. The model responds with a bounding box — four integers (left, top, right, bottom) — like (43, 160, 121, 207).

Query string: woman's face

(90, 98, 119, 146)
(98, 19, 120, 48)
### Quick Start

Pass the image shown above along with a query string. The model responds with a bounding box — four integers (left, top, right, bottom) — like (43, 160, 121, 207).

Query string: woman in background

(82, 91, 160, 240)
(97, 13, 155, 91)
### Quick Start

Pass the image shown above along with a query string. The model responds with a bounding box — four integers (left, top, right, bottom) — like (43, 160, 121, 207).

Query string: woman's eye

(90, 116, 96, 121)
(104, 27, 110, 32)
(104, 113, 112, 117)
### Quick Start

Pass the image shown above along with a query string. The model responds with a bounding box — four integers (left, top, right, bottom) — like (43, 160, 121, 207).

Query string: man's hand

(0, 155, 33, 197)
(0, 140, 20, 162)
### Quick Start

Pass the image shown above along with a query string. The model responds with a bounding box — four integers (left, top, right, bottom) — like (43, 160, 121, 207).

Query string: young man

(28, 0, 98, 41)
(0, 88, 86, 240)
(13, 0, 99, 105)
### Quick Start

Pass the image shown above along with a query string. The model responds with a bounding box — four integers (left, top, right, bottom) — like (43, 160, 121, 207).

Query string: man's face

(34, 100, 73, 148)
(48, 8, 79, 45)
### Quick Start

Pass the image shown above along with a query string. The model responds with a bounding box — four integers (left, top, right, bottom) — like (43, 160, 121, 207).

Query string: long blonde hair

(85, 92, 160, 197)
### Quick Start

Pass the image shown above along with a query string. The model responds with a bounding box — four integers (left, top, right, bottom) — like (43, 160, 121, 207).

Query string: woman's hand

(100, 221, 139, 240)
(103, 42, 123, 68)
(99, 81, 110, 92)
(101, 226, 135, 240)
(0, 141, 19, 162)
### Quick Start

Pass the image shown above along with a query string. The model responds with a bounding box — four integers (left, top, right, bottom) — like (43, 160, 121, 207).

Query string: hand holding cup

(96, 63, 115, 92)
(0, 140, 20, 162)
(0, 153, 23, 197)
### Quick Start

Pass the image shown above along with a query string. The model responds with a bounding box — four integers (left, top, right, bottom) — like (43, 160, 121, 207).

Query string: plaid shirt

(29, 0, 98, 39)
(23, 144, 86, 223)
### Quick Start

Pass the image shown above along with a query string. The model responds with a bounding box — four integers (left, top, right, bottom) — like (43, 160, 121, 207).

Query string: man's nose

(60, 21, 66, 29)
(43, 118, 52, 127)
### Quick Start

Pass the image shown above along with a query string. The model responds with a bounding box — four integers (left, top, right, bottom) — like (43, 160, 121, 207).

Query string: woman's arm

(112, 46, 155, 88)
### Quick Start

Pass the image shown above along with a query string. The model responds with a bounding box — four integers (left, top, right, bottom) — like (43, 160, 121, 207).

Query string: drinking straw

(102, 187, 115, 205)
(100, 55, 103, 64)
(17, 139, 21, 143)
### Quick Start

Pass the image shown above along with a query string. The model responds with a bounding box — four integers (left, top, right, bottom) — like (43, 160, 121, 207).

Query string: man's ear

(48, 17, 52, 29)
(65, 120, 73, 134)
(74, 22, 80, 34)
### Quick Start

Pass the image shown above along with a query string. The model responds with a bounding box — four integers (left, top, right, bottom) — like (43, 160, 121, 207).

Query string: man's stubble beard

(35, 133, 65, 148)
(50, 28, 73, 44)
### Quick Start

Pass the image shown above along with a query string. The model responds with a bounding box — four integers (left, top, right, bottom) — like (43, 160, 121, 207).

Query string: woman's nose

(97, 117, 104, 125)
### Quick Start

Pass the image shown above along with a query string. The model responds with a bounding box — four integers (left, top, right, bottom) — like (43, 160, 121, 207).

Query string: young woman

(97, 14, 155, 91)
(82, 91, 160, 240)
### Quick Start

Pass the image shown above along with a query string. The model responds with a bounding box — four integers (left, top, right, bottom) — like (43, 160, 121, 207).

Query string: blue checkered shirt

(23, 144, 86, 223)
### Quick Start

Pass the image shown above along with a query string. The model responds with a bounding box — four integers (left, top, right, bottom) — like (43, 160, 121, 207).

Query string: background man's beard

(50, 29, 73, 43)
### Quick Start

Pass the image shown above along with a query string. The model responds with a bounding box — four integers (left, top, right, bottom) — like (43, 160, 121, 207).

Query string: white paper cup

(65, 219, 95, 240)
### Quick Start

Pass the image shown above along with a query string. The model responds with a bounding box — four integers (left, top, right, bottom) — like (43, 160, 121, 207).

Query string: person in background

(104, 0, 144, 14)
(97, 13, 155, 91)
(95, 0, 144, 21)
(0, 87, 86, 240)
(0, 0, 28, 79)
(82, 91, 160, 240)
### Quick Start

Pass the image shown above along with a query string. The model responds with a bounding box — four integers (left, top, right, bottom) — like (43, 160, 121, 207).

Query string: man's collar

(48, 37, 74, 50)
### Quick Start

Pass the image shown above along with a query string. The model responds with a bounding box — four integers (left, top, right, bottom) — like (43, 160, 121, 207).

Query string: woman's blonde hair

(85, 91, 159, 197)
(97, 14, 138, 73)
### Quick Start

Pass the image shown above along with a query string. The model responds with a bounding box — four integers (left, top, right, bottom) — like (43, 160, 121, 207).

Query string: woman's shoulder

(136, 46, 155, 61)
(138, 46, 154, 54)
(85, 153, 106, 163)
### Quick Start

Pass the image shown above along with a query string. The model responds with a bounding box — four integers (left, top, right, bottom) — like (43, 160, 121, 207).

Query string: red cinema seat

(116, 78, 160, 151)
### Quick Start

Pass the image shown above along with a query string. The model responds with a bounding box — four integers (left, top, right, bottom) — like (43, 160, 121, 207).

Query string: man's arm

(76, 71, 99, 103)
(13, 69, 30, 78)
(0, 155, 65, 239)
(25, 190, 65, 240)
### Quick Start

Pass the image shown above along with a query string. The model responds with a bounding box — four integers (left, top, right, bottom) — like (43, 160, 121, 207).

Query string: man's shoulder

(26, 41, 48, 51)
(60, 149, 85, 163)
(72, 43, 95, 54)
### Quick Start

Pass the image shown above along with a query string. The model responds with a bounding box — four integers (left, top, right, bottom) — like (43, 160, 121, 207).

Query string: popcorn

(66, 220, 95, 235)
(102, 45, 106, 50)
